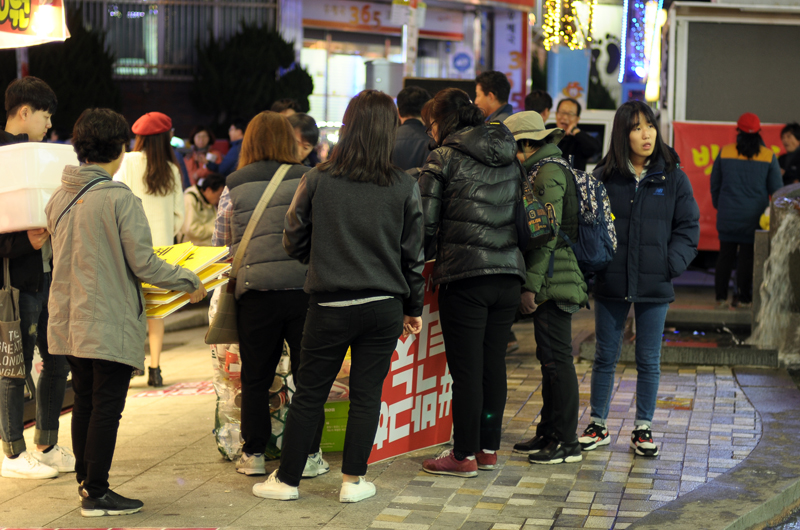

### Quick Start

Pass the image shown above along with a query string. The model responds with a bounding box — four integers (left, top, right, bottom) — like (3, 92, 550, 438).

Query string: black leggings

(715, 241, 754, 303)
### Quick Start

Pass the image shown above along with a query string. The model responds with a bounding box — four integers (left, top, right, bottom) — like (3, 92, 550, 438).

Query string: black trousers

(278, 298, 403, 487)
(715, 241, 755, 303)
(237, 289, 323, 456)
(67, 356, 132, 499)
(531, 300, 579, 444)
(438, 275, 521, 454)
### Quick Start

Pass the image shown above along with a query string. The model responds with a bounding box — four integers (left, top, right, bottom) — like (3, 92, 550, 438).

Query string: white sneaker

(236, 452, 265, 475)
(1, 451, 59, 479)
(31, 445, 76, 472)
(302, 451, 330, 478)
(340, 477, 376, 503)
(252, 470, 299, 500)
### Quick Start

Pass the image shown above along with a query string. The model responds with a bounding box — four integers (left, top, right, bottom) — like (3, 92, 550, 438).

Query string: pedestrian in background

(114, 111, 184, 387)
(475, 71, 514, 123)
(254, 90, 425, 503)
(392, 85, 432, 171)
(47, 108, 206, 517)
(212, 111, 327, 479)
(271, 99, 301, 118)
(418, 88, 524, 477)
(504, 111, 587, 464)
(553, 98, 601, 171)
(524, 90, 553, 122)
(207, 117, 246, 177)
(779, 122, 799, 186)
(287, 113, 320, 168)
(184, 125, 222, 186)
(711, 112, 782, 309)
(582, 101, 699, 458)
(179, 173, 224, 246)
(0, 77, 74, 479)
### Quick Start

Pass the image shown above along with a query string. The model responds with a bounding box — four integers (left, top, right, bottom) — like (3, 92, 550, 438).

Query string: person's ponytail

(432, 88, 486, 145)
(457, 103, 485, 127)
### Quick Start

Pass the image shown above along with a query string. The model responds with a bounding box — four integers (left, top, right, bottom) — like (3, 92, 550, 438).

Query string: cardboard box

(0, 143, 79, 233)
(319, 400, 350, 452)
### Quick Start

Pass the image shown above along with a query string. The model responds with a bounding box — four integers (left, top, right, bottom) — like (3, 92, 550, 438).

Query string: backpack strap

(54, 177, 111, 234)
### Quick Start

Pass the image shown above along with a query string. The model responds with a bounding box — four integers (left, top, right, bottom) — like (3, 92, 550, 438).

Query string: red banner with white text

(673, 122, 786, 251)
(369, 262, 452, 463)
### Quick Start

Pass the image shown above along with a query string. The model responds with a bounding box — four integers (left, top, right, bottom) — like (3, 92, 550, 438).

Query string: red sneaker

(475, 450, 497, 470)
(422, 449, 478, 477)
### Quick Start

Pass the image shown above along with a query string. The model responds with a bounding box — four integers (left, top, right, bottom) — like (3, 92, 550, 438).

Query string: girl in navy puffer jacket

(579, 101, 699, 459)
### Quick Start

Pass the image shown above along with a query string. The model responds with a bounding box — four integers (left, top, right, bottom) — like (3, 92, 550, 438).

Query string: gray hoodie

(45, 164, 201, 370)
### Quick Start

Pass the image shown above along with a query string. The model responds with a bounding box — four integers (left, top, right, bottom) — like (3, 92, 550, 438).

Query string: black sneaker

(630, 426, 659, 457)
(513, 434, 551, 454)
(528, 439, 582, 464)
(578, 422, 611, 451)
(81, 489, 143, 517)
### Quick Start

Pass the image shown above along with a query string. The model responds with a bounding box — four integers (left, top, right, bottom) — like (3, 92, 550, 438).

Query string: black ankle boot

(148, 367, 163, 387)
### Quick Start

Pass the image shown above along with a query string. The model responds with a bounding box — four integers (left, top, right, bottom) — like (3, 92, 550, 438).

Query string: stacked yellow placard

(143, 242, 231, 319)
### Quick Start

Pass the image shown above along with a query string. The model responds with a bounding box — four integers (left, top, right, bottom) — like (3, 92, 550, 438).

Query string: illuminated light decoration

(645, 7, 667, 102)
(618, 0, 629, 82)
(542, 0, 597, 51)
(620, 0, 661, 84)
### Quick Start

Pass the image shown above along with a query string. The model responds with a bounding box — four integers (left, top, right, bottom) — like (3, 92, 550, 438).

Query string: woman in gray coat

(45, 109, 206, 517)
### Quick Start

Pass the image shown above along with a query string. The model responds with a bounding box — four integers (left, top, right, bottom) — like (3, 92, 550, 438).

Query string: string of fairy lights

(542, 0, 598, 51)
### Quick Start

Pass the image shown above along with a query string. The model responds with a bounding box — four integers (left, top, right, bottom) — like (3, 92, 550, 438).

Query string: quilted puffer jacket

(418, 123, 526, 285)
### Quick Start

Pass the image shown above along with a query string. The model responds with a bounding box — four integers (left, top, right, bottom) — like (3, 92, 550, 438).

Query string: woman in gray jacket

(45, 109, 206, 517)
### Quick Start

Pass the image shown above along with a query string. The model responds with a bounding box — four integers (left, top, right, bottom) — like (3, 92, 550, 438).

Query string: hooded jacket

(593, 156, 699, 303)
(522, 143, 587, 306)
(45, 165, 201, 370)
(418, 123, 526, 285)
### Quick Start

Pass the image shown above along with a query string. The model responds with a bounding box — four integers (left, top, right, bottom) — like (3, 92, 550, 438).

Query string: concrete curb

(579, 340, 779, 367)
(628, 367, 800, 530)
(667, 307, 753, 328)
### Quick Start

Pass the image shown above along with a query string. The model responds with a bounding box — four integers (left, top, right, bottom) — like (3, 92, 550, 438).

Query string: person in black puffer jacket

(418, 88, 525, 477)
(579, 101, 699, 459)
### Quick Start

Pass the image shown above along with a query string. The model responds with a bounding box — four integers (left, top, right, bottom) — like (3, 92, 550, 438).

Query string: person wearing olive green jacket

(504, 111, 588, 465)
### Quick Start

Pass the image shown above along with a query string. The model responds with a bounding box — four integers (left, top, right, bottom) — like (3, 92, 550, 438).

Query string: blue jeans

(0, 272, 69, 456)
(589, 298, 669, 428)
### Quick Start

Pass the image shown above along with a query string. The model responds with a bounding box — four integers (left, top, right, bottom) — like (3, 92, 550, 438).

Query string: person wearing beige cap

(503, 111, 588, 464)
(114, 112, 185, 387)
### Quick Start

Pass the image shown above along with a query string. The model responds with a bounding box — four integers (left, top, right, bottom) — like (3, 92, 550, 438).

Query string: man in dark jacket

(207, 117, 246, 177)
(0, 77, 75, 479)
(475, 71, 514, 123)
(392, 86, 432, 171)
(553, 98, 601, 171)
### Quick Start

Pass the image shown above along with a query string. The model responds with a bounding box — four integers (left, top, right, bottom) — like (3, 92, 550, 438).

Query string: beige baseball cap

(504, 111, 565, 145)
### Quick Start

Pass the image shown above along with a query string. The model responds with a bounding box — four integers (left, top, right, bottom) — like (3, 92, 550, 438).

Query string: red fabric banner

(369, 262, 452, 463)
(673, 121, 786, 251)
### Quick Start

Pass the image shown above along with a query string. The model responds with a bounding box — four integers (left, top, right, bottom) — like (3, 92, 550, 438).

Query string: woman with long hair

(579, 101, 699, 458)
(253, 90, 425, 503)
(211, 111, 328, 479)
(114, 112, 184, 387)
(710, 112, 782, 309)
(417, 88, 525, 477)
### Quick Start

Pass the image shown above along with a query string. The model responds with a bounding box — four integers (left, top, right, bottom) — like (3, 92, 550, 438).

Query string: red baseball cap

(132, 112, 172, 136)
(737, 112, 761, 134)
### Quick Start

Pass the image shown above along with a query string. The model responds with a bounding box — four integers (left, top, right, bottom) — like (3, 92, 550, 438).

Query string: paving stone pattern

(372, 358, 761, 530)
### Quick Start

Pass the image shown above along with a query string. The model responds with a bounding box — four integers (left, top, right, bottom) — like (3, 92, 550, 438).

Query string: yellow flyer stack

(143, 242, 230, 319)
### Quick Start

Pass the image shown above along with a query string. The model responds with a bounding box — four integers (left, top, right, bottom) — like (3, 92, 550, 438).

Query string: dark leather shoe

(147, 367, 163, 387)
(513, 434, 551, 454)
(528, 439, 582, 464)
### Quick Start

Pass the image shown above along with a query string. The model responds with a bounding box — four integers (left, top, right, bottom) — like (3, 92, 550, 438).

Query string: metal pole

(15, 48, 29, 78)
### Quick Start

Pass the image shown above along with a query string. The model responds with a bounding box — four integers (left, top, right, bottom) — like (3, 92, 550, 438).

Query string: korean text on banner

(369, 262, 452, 464)
(672, 122, 785, 252)
(493, 9, 528, 113)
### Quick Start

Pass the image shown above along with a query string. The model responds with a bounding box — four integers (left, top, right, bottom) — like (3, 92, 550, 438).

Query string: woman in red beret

(114, 111, 185, 387)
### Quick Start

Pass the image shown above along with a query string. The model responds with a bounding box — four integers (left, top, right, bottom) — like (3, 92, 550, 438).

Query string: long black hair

(598, 100, 677, 181)
(430, 88, 485, 146)
(318, 90, 399, 186)
(736, 131, 764, 159)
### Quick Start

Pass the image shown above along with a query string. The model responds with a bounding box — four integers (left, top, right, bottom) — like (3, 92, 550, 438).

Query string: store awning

(0, 0, 70, 49)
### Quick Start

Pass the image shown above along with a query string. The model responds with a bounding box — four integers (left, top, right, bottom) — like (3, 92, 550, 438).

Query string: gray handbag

(204, 164, 292, 345)
(0, 258, 24, 378)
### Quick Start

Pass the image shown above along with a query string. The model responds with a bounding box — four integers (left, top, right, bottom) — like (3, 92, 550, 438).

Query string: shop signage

(493, 9, 529, 113)
(672, 121, 785, 251)
(0, 0, 69, 49)
(369, 262, 453, 464)
(303, 0, 464, 41)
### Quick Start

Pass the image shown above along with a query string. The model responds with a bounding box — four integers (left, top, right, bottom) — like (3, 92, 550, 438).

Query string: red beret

(132, 112, 172, 136)
(737, 112, 761, 134)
